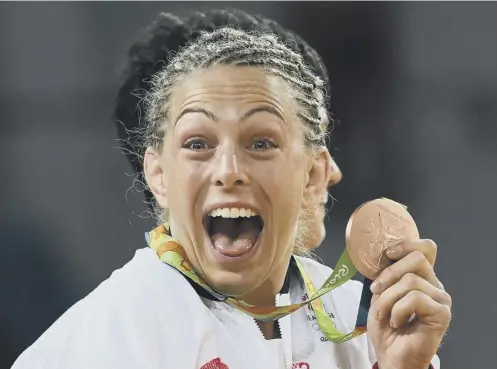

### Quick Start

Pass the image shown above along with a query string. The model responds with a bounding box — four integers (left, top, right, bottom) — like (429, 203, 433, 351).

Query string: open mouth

(203, 207, 264, 258)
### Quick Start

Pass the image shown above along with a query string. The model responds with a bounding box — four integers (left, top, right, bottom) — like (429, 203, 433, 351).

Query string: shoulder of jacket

(59, 247, 195, 312)
(12, 248, 205, 368)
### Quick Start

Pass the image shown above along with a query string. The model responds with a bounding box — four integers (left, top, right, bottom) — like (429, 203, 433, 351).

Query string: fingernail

(370, 280, 381, 294)
(390, 318, 398, 328)
(386, 245, 402, 257)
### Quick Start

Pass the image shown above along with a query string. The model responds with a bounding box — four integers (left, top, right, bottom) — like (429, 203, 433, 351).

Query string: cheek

(164, 156, 205, 216)
(254, 158, 305, 194)
(254, 153, 307, 224)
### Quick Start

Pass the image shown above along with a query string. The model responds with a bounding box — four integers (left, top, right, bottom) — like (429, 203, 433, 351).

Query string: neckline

(183, 257, 297, 302)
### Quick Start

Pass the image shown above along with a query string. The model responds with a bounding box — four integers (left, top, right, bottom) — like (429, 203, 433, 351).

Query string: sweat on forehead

(143, 27, 328, 152)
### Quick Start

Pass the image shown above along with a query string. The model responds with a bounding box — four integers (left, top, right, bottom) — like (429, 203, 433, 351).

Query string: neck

(238, 285, 283, 339)
(257, 321, 281, 340)
(237, 257, 290, 306)
(238, 285, 278, 306)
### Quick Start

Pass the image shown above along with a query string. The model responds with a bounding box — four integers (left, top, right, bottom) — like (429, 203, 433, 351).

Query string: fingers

(386, 239, 437, 266)
(368, 238, 452, 335)
(371, 248, 439, 295)
(389, 290, 452, 330)
(373, 272, 452, 323)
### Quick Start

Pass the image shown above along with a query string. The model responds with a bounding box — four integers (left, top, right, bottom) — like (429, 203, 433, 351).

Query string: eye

(250, 138, 278, 151)
(183, 138, 210, 151)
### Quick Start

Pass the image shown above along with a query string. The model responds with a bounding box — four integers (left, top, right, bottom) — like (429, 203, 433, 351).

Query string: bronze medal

(345, 198, 419, 280)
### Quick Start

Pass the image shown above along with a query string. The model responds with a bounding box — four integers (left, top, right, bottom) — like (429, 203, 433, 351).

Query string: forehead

(169, 66, 296, 117)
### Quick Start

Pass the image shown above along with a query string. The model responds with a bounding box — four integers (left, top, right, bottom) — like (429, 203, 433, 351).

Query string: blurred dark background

(0, 2, 495, 368)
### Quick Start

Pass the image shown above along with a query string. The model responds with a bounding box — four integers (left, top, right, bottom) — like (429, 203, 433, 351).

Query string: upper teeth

(209, 208, 258, 218)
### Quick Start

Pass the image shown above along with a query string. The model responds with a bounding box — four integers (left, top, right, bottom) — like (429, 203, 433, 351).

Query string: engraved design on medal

(359, 211, 405, 274)
(345, 198, 419, 280)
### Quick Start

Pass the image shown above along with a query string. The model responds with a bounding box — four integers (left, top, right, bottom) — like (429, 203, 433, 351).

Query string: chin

(207, 270, 260, 297)
(200, 237, 268, 298)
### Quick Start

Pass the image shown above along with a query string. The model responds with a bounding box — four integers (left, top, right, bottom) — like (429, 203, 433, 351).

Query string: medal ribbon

(148, 224, 369, 343)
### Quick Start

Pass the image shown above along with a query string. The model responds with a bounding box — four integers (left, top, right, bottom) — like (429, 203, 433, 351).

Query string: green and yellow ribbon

(148, 224, 369, 343)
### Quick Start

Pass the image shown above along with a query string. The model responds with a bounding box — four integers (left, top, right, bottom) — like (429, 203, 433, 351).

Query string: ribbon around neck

(148, 224, 369, 343)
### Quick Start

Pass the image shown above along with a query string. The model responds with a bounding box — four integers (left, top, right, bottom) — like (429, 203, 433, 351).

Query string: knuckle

(440, 290, 453, 307)
(411, 250, 426, 264)
(437, 279, 446, 290)
(440, 304, 452, 324)
(407, 289, 423, 301)
(401, 272, 419, 288)
(424, 239, 438, 253)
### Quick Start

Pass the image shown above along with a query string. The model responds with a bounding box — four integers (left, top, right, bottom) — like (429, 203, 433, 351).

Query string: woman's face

(144, 66, 330, 304)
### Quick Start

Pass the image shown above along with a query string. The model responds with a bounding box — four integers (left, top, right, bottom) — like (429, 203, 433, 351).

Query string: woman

(12, 10, 451, 369)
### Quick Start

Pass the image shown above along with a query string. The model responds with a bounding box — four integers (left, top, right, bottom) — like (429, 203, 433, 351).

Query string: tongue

(211, 233, 257, 257)
(210, 218, 260, 257)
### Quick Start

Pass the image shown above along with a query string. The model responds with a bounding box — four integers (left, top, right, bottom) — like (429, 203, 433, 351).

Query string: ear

(326, 152, 342, 187)
(143, 147, 168, 209)
(321, 153, 342, 205)
(303, 147, 342, 208)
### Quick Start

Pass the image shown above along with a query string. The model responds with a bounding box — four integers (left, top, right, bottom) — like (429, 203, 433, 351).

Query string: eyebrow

(239, 106, 284, 123)
(175, 105, 284, 124)
(175, 107, 217, 124)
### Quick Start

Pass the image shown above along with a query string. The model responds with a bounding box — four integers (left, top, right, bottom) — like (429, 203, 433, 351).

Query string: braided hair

(114, 9, 331, 211)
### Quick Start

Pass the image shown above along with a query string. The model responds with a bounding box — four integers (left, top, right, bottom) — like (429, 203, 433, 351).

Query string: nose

(212, 150, 249, 189)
